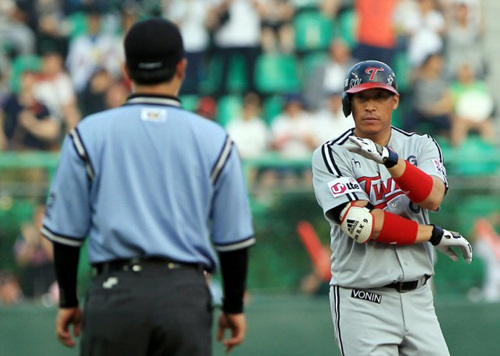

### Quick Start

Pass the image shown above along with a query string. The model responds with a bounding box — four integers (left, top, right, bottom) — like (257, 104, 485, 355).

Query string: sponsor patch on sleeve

(432, 159, 447, 176)
(327, 177, 363, 198)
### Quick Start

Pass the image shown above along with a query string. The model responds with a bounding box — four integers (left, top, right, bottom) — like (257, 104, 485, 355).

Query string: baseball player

(41, 18, 255, 355)
(311, 60, 473, 355)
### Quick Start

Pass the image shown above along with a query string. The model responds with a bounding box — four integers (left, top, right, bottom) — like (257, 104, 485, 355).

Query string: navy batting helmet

(342, 60, 398, 117)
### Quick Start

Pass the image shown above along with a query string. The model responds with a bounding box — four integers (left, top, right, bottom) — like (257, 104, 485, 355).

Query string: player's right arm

(328, 201, 472, 264)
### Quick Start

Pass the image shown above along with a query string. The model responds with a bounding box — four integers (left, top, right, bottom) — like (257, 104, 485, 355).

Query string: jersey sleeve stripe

(41, 225, 85, 247)
(69, 128, 95, 180)
(211, 136, 233, 184)
(214, 236, 256, 252)
(321, 141, 358, 202)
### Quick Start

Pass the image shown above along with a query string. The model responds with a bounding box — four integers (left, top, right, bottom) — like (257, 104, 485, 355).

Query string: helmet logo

(365, 67, 384, 81)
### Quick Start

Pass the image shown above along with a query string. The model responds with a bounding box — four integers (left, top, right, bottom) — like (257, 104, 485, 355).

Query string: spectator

(405, 0, 446, 69)
(227, 92, 271, 159)
(166, 0, 212, 95)
(35, 0, 70, 57)
(305, 38, 357, 111)
(271, 93, 316, 159)
(444, 0, 487, 79)
(227, 92, 275, 197)
(313, 90, 355, 146)
(14, 200, 56, 302)
(33, 51, 81, 133)
(207, 0, 263, 97)
(195, 96, 219, 121)
(0, 0, 36, 58)
(259, 0, 296, 53)
(0, 71, 61, 151)
(105, 78, 131, 109)
(0, 270, 22, 305)
(78, 68, 114, 117)
(404, 52, 453, 138)
(65, 4, 123, 93)
(353, 0, 399, 67)
(450, 62, 495, 146)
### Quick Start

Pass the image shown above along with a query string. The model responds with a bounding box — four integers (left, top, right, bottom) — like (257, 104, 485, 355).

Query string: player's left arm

(387, 159, 446, 211)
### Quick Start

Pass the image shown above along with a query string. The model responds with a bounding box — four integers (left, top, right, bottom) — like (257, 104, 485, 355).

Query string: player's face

(351, 89, 399, 143)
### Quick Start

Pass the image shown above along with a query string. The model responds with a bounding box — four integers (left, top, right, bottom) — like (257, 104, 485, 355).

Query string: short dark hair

(124, 17, 184, 85)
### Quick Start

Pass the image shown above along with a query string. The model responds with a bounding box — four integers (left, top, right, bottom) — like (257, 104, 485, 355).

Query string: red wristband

(377, 211, 418, 245)
(394, 161, 434, 203)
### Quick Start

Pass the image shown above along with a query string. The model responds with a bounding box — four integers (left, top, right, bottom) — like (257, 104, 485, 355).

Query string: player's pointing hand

(345, 136, 399, 168)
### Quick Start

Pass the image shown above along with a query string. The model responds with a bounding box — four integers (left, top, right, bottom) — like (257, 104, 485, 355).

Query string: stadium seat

(179, 95, 200, 112)
(67, 11, 89, 40)
(294, 10, 335, 53)
(337, 9, 358, 49)
(453, 136, 498, 176)
(393, 50, 412, 93)
(255, 53, 301, 94)
(199, 54, 248, 95)
(262, 95, 285, 125)
(216, 95, 243, 127)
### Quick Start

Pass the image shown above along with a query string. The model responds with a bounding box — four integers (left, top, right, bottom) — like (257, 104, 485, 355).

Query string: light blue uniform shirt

(42, 95, 255, 271)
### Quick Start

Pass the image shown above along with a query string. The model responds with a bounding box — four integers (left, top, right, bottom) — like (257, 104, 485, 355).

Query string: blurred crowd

(0, 0, 496, 155)
(0, 0, 499, 304)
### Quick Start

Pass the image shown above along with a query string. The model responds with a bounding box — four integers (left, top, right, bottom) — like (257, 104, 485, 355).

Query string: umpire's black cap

(124, 17, 184, 74)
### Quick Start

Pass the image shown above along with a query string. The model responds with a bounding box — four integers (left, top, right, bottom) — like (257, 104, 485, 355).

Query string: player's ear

(392, 94, 400, 111)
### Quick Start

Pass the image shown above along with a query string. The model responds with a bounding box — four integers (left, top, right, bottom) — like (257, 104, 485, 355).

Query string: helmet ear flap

(342, 92, 351, 117)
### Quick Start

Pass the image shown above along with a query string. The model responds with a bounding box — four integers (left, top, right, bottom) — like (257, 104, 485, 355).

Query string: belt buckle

(396, 282, 406, 293)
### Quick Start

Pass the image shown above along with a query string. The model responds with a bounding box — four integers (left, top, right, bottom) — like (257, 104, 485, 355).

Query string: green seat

(67, 11, 89, 40)
(454, 137, 498, 176)
(393, 51, 412, 93)
(216, 95, 243, 127)
(10, 55, 42, 93)
(337, 9, 358, 49)
(227, 55, 248, 93)
(255, 53, 301, 94)
(199, 54, 248, 94)
(294, 10, 335, 53)
(262, 95, 285, 126)
(179, 95, 200, 113)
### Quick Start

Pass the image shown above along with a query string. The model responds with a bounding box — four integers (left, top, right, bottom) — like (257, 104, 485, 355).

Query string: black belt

(384, 275, 430, 293)
(93, 257, 206, 276)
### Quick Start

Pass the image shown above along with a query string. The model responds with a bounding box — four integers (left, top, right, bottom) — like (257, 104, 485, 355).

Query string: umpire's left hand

(56, 307, 82, 347)
(217, 312, 247, 353)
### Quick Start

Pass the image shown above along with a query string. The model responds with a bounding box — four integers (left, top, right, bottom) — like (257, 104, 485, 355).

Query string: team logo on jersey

(351, 289, 382, 304)
(141, 108, 168, 122)
(357, 174, 406, 209)
(328, 177, 363, 198)
(433, 159, 447, 176)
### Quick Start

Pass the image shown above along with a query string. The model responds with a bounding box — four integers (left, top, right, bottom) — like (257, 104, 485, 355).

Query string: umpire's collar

(125, 94, 181, 108)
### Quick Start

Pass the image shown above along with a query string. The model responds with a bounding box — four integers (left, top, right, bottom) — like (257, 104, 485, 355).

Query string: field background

(1, 294, 499, 356)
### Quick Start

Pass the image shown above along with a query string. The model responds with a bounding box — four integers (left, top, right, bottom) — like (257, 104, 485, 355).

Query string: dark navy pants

(81, 263, 213, 356)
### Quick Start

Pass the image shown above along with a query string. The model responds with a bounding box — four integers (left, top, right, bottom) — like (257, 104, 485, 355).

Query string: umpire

(41, 17, 255, 355)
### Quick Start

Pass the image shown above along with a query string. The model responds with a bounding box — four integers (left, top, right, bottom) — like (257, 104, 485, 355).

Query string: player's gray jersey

(42, 95, 255, 271)
(312, 127, 448, 288)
